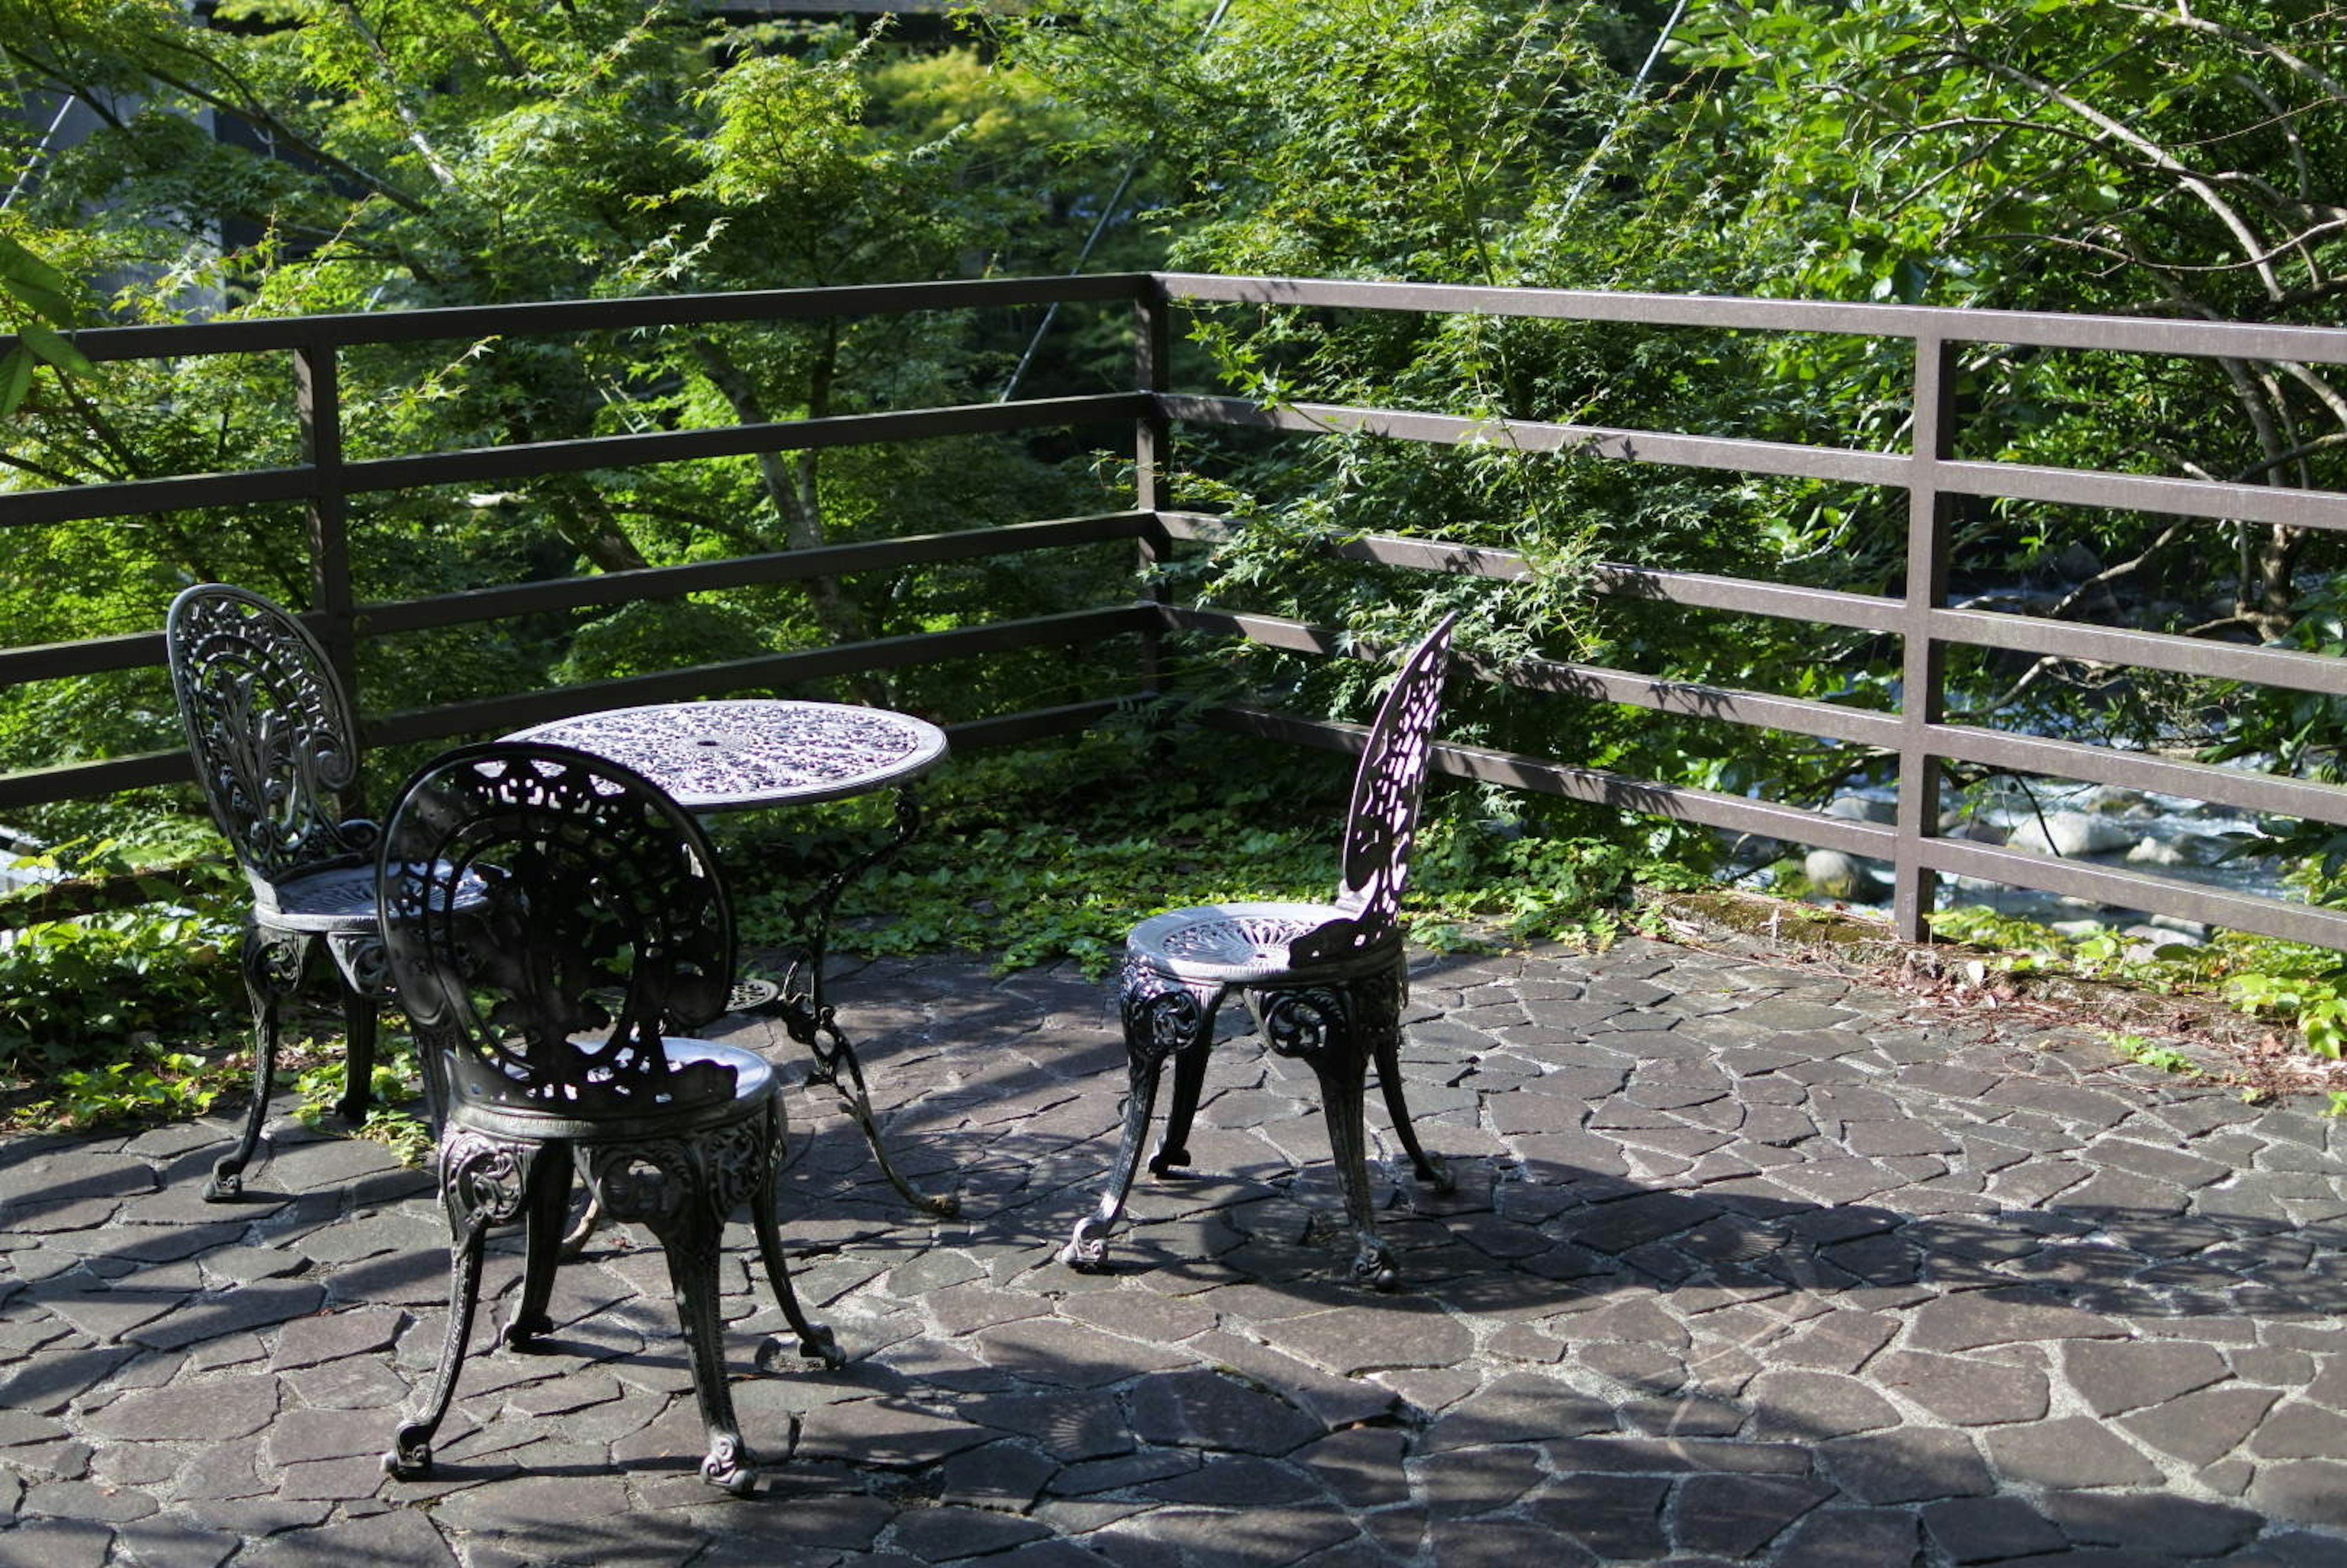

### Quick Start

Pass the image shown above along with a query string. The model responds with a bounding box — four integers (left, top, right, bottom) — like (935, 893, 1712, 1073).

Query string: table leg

(755, 788, 958, 1219)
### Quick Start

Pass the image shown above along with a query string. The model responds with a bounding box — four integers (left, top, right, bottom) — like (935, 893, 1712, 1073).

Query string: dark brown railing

(6, 273, 2346, 950)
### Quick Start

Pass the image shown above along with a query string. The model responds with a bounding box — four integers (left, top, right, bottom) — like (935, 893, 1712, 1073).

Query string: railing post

(1892, 332, 1956, 942)
(1135, 275, 1172, 693)
(295, 340, 358, 708)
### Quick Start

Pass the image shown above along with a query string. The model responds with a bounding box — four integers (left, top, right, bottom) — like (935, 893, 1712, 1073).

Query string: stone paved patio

(5, 926, 2347, 1566)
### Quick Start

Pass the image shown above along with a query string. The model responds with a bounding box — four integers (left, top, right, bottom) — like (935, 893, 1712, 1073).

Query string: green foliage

(0, 842, 252, 1130)
(28, 1042, 239, 1132)
(0, 843, 245, 1081)
(0, 0, 1131, 838)
(0, 228, 95, 414)
(293, 1042, 435, 1167)
(1934, 900, 2347, 1068)
(2104, 1031, 2199, 1078)
(730, 725, 1659, 980)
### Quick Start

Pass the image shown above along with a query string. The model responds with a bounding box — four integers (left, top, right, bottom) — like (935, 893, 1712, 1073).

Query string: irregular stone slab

(2060, 1338, 2231, 1416)
(1744, 1371, 1900, 1441)
(1127, 1368, 1321, 1455)
(2246, 1457, 2347, 1531)
(1980, 1416, 2163, 1489)
(966, 1316, 1190, 1388)
(1920, 1495, 2068, 1564)
(891, 1504, 1053, 1561)
(127, 1283, 328, 1352)
(1904, 1291, 2126, 1353)
(1419, 1371, 1617, 1453)
(1671, 1472, 1834, 1558)
(84, 1373, 279, 1442)
(241, 1508, 458, 1567)
(2041, 1490, 2263, 1557)
(270, 1307, 403, 1371)
(795, 1396, 1001, 1470)
(1817, 1427, 1994, 1503)
(1250, 1303, 1473, 1377)
(1873, 1351, 2049, 1427)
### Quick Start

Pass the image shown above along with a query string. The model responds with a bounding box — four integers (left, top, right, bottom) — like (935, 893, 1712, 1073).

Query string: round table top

(505, 699, 949, 811)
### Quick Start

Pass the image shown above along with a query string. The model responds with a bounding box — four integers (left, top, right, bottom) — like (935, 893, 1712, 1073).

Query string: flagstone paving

(5, 928, 2347, 1566)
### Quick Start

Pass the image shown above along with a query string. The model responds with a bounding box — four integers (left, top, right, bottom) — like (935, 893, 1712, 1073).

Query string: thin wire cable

(999, 0, 1234, 402)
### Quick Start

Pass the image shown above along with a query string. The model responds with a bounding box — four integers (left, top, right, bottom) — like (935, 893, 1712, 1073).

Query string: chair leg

(385, 1132, 527, 1480)
(1060, 967, 1209, 1273)
(207, 925, 309, 1202)
(642, 1176, 756, 1495)
(1263, 982, 1398, 1291)
(502, 1145, 571, 1349)
(1150, 1040, 1213, 1178)
(337, 991, 378, 1126)
(749, 1101, 842, 1371)
(1367, 963, 1452, 1192)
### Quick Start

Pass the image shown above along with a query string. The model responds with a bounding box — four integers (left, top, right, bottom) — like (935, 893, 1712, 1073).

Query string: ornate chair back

(166, 585, 376, 901)
(1290, 612, 1457, 967)
(376, 743, 740, 1126)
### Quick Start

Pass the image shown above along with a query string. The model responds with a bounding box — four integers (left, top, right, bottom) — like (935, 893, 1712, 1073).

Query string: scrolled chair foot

(1350, 1239, 1400, 1294)
(383, 1429, 434, 1480)
(501, 1311, 554, 1350)
(202, 1163, 244, 1203)
(700, 1433, 756, 1495)
(1058, 1218, 1112, 1273)
(1418, 1150, 1455, 1195)
(1146, 1145, 1191, 1178)
(758, 1325, 844, 1371)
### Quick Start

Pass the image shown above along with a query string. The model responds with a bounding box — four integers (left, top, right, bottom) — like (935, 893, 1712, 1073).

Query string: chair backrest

(1290, 613, 1457, 965)
(376, 742, 740, 1121)
(166, 584, 373, 894)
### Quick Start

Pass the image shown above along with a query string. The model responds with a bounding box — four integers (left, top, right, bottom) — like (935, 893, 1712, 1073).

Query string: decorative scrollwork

(167, 587, 373, 887)
(1290, 614, 1454, 967)
(441, 1131, 530, 1228)
(1259, 986, 1350, 1060)
(586, 1142, 692, 1228)
(1119, 958, 1211, 1061)
(701, 1113, 780, 1217)
(379, 744, 740, 1119)
(243, 924, 312, 997)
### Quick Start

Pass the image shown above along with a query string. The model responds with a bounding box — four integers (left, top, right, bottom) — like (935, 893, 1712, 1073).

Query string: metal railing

(4, 271, 2345, 951)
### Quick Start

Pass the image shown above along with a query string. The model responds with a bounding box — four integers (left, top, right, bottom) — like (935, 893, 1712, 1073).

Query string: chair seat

(1129, 899, 1400, 984)
(257, 863, 380, 931)
(443, 1036, 777, 1141)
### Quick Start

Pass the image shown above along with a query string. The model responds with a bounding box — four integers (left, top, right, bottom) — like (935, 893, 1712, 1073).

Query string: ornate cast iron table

(505, 699, 955, 1216)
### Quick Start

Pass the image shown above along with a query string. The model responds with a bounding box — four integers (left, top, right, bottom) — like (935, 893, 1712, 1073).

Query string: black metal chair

(375, 742, 841, 1496)
(1060, 614, 1459, 1290)
(167, 584, 392, 1201)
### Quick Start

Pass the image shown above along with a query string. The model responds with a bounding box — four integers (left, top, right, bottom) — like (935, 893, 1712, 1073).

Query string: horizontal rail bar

(10, 274, 1156, 365)
(1163, 395, 2347, 530)
(0, 468, 315, 531)
(0, 750, 192, 813)
(1934, 607, 2347, 696)
(1930, 724, 2347, 827)
(943, 697, 1139, 752)
(1202, 697, 1894, 855)
(0, 630, 164, 685)
(1158, 513, 1911, 634)
(1158, 273, 2347, 365)
(348, 394, 1150, 497)
(361, 513, 1158, 637)
(1925, 837, 2347, 950)
(1161, 394, 1909, 488)
(1496, 656, 1905, 750)
(365, 605, 1158, 750)
(2, 395, 1148, 532)
(0, 607, 1158, 811)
